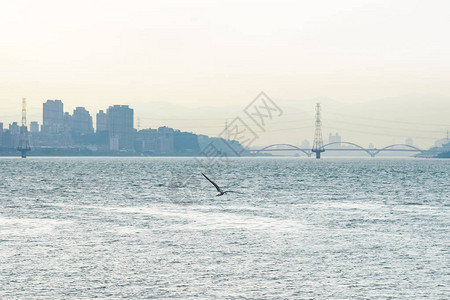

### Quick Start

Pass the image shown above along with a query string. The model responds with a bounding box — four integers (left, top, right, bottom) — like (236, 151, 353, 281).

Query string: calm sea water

(0, 157, 449, 299)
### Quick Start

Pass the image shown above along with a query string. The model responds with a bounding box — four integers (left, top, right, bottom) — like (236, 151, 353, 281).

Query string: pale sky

(0, 0, 449, 147)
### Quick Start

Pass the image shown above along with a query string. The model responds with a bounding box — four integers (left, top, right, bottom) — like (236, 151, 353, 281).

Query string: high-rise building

(109, 136, 119, 151)
(42, 100, 64, 134)
(329, 132, 341, 147)
(173, 130, 200, 154)
(135, 129, 158, 153)
(71, 107, 93, 135)
(96, 110, 108, 132)
(106, 105, 134, 150)
(9, 122, 19, 134)
(300, 139, 310, 149)
(9, 122, 20, 147)
(30, 121, 39, 133)
(63, 112, 72, 133)
(1, 130, 13, 148)
(158, 126, 174, 153)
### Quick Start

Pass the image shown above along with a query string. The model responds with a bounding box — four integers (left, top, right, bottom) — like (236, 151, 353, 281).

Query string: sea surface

(0, 157, 449, 299)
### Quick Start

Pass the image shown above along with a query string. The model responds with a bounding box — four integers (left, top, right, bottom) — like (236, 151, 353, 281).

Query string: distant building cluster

(328, 132, 341, 147)
(0, 99, 242, 156)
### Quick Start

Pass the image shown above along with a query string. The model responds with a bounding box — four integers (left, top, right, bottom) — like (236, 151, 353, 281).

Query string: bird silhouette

(201, 173, 244, 196)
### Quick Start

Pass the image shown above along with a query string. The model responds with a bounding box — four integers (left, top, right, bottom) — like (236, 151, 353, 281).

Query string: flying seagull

(201, 173, 244, 196)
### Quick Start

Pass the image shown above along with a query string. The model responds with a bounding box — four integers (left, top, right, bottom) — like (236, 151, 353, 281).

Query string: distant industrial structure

(312, 103, 325, 159)
(16, 98, 30, 158)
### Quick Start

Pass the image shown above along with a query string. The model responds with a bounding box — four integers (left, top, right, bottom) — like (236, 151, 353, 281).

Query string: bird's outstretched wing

(202, 173, 222, 193)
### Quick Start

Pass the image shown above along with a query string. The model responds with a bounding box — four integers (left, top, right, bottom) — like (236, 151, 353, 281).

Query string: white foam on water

(55, 203, 305, 233)
(0, 216, 73, 236)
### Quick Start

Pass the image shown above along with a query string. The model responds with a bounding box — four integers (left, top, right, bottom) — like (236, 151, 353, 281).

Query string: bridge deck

(248, 148, 426, 152)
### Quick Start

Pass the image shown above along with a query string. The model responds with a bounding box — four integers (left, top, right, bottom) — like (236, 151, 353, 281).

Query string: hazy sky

(1, 0, 449, 112)
(0, 0, 449, 149)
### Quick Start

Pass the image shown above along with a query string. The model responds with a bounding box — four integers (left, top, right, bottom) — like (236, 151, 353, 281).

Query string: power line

(136, 110, 312, 121)
(193, 125, 314, 137)
(322, 126, 441, 140)
(263, 125, 314, 133)
(140, 118, 314, 129)
(324, 111, 449, 127)
(322, 118, 446, 134)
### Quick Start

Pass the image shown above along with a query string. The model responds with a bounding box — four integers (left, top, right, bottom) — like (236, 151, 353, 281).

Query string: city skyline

(1, 93, 449, 150)
(0, 98, 250, 157)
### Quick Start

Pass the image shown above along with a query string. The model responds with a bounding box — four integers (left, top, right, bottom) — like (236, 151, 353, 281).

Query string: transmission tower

(17, 98, 31, 158)
(312, 102, 325, 159)
(225, 120, 229, 141)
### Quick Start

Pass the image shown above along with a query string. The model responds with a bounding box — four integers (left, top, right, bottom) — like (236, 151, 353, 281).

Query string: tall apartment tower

(96, 110, 108, 132)
(63, 112, 72, 133)
(71, 107, 94, 135)
(30, 121, 39, 133)
(158, 126, 174, 153)
(106, 105, 134, 150)
(42, 100, 64, 134)
(328, 132, 341, 148)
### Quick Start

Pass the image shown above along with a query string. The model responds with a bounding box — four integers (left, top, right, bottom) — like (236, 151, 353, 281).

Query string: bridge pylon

(312, 103, 325, 159)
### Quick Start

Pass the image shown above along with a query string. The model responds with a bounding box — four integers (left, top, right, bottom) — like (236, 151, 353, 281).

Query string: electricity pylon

(17, 98, 31, 158)
(312, 102, 325, 159)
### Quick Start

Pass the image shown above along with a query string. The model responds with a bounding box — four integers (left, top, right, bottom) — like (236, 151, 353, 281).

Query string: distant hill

(131, 94, 450, 149)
